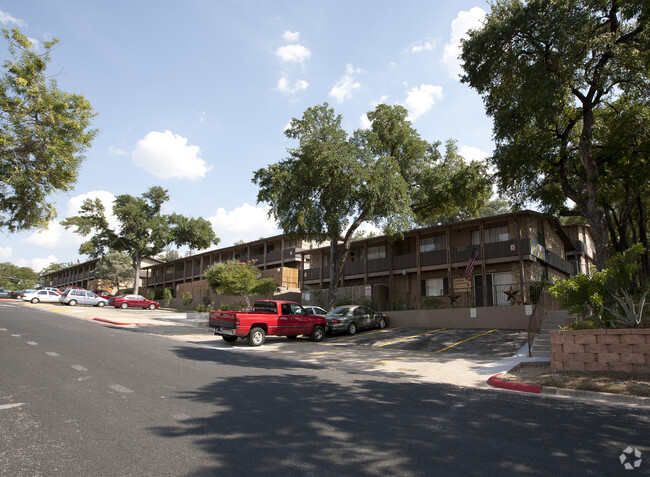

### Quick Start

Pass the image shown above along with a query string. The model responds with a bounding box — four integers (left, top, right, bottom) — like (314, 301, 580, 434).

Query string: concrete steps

(530, 310, 572, 357)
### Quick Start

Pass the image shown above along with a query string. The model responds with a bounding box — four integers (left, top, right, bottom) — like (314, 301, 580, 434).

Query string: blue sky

(0, 1, 493, 271)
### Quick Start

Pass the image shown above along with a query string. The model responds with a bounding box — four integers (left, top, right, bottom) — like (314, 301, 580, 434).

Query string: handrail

(527, 289, 561, 356)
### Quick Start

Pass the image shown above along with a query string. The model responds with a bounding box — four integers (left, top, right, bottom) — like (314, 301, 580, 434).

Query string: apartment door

(491, 272, 512, 306)
(474, 272, 512, 306)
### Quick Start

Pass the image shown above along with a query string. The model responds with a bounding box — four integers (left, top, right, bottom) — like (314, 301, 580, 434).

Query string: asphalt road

(1, 301, 648, 476)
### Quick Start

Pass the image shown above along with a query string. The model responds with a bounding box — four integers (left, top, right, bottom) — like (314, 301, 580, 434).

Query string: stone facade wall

(550, 329, 650, 373)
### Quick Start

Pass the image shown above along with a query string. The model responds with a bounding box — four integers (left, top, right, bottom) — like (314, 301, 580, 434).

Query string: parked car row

(9, 286, 160, 309)
(9, 285, 386, 338)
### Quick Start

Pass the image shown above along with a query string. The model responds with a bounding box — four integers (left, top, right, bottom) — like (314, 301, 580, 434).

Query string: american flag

(465, 248, 479, 276)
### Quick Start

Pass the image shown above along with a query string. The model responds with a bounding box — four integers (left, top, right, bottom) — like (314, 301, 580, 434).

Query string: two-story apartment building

(301, 210, 593, 310)
(41, 256, 163, 292)
(43, 211, 594, 311)
(142, 235, 324, 304)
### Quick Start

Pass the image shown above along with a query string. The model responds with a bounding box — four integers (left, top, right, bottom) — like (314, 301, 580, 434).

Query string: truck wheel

(347, 322, 357, 336)
(286, 335, 298, 340)
(247, 327, 266, 346)
(378, 316, 387, 329)
(310, 325, 325, 342)
(222, 335, 238, 343)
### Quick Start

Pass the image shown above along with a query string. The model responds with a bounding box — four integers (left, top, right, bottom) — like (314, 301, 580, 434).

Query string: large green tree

(0, 262, 38, 289)
(62, 186, 219, 294)
(461, 0, 649, 269)
(254, 103, 490, 309)
(204, 259, 278, 308)
(0, 28, 97, 232)
(594, 99, 650, 278)
(93, 251, 133, 292)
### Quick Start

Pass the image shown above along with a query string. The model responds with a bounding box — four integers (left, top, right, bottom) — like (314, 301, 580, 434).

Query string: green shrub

(196, 302, 215, 313)
(422, 296, 443, 309)
(548, 244, 648, 328)
(564, 319, 601, 330)
(162, 288, 173, 308)
(181, 291, 194, 309)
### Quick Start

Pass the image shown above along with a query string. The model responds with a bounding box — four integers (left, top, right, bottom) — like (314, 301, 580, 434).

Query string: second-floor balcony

(302, 238, 574, 282)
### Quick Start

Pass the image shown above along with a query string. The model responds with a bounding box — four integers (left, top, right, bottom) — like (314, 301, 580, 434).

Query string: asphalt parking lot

(6, 299, 531, 386)
(322, 327, 528, 358)
(9, 299, 529, 359)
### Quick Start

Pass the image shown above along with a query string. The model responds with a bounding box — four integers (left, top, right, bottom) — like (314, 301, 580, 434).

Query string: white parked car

(23, 289, 62, 304)
(303, 305, 328, 316)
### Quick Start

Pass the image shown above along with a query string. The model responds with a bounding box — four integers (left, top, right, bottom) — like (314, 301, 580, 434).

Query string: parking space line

(371, 329, 499, 364)
(432, 329, 498, 353)
(306, 329, 403, 356)
(374, 328, 445, 348)
(326, 328, 402, 344)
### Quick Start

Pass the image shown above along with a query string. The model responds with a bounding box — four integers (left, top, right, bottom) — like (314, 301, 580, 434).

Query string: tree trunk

(638, 196, 650, 286)
(326, 213, 367, 310)
(576, 101, 609, 270)
(133, 252, 141, 295)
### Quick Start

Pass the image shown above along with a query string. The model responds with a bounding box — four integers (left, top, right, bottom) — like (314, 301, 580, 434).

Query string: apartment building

(42, 211, 592, 311)
(41, 257, 163, 292)
(301, 210, 593, 310)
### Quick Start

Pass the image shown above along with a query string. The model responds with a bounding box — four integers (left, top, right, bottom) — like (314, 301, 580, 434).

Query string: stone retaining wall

(550, 329, 650, 373)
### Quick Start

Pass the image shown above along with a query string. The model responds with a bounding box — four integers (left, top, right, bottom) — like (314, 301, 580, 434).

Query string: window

(367, 245, 386, 260)
(290, 304, 305, 315)
(422, 277, 448, 297)
(471, 230, 481, 246)
(485, 226, 509, 243)
(420, 235, 446, 253)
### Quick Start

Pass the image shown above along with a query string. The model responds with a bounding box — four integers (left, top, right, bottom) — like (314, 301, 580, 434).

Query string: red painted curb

(487, 373, 542, 394)
(92, 318, 150, 326)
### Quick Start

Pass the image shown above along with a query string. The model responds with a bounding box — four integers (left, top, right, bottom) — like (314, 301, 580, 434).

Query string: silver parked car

(325, 305, 387, 335)
(59, 288, 108, 307)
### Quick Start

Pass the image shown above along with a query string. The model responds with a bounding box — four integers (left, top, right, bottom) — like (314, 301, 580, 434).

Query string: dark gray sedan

(325, 305, 387, 335)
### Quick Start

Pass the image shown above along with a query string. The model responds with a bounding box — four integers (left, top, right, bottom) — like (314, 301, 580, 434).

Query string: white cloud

(208, 203, 280, 247)
(360, 114, 371, 129)
(329, 64, 363, 103)
(277, 76, 309, 94)
(31, 255, 59, 273)
(404, 39, 435, 54)
(108, 145, 128, 156)
(459, 145, 490, 163)
(0, 9, 25, 26)
(0, 246, 11, 260)
(404, 84, 443, 121)
(23, 191, 116, 250)
(132, 130, 212, 181)
(282, 30, 300, 42)
(442, 7, 486, 80)
(22, 219, 87, 252)
(275, 44, 311, 63)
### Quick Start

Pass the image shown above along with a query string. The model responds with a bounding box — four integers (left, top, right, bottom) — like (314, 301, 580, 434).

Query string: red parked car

(92, 289, 113, 299)
(108, 294, 159, 310)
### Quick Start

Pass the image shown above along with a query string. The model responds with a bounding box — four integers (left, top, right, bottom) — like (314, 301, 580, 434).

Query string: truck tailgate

(209, 311, 238, 329)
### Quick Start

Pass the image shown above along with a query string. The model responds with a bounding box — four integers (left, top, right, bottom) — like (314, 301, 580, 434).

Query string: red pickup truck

(209, 300, 328, 346)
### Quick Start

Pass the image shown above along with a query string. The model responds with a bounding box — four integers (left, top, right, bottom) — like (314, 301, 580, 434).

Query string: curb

(92, 318, 151, 326)
(487, 372, 650, 408)
(487, 373, 542, 394)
